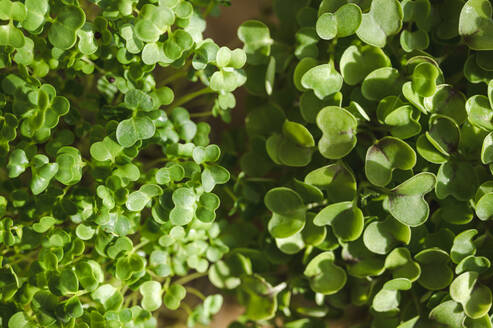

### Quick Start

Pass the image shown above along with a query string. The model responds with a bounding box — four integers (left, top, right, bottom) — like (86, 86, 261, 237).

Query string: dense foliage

(221, 0, 493, 327)
(2, 0, 493, 327)
(0, 0, 244, 327)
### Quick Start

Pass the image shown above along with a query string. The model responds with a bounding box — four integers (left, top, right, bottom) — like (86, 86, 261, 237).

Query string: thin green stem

(185, 286, 206, 301)
(190, 111, 213, 118)
(166, 87, 214, 112)
(174, 271, 207, 285)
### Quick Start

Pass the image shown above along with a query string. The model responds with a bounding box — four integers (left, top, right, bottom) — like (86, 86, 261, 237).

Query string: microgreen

(3, 0, 493, 327)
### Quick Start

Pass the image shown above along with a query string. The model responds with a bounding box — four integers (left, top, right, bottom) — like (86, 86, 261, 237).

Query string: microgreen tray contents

(1, 0, 493, 327)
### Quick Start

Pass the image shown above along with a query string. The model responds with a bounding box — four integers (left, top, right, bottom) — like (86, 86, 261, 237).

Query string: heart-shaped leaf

(415, 248, 453, 290)
(450, 271, 492, 319)
(304, 252, 347, 295)
(481, 132, 493, 164)
(304, 161, 357, 202)
(282, 120, 315, 148)
(476, 192, 493, 221)
(466, 95, 493, 131)
(135, 4, 175, 43)
(265, 187, 306, 238)
(451, 229, 479, 264)
(116, 116, 156, 148)
(384, 172, 436, 226)
(356, 0, 403, 47)
(412, 62, 439, 97)
(316, 106, 357, 159)
(436, 161, 478, 201)
(363, 217, 411, 255)
(372, 278, 412, 312)
(340, 45, 391, 86)
(301, 61, 343, 99)
(459, 0, 493, 50)
(362, 67, 403, 101)
(48, 5, 85, 50)
(424, 84, 467, 124)
(163, 284, 186, 310)
(365, 137, 416, 187)
(385, 247, 421, 281)
(313, 201, 364, 242)
(426, 114, 461, 156)
(139, 281, 162, 312)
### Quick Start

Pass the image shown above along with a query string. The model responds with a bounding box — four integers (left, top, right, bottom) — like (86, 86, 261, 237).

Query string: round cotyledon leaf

(304, 252, 347, 295)
(372, 278, 412, 312)
(340, 44, 391, 86)
(384, 172, 436, 226)
(47, 5, 85, 50)
(316, 106, 357, 159)
(365, 137, 416, 187)
(304, 161, 357, 203)
(301, 61, 343, 99)
(313, 201, 364, 242)
(415, 248, 453, 291)
(356, 0, 403, 47)
(265, 187, 306, 238)
(459, 0, 493, 50)
(450, 271, 492, 319)
(364, 216, 411, 255)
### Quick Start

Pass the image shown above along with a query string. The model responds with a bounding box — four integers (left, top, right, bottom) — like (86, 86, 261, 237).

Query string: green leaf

(8, 312, 33, 328)
(467, 95, 493, 131)
(313, 201, 364, 242)
(356, 0, 403, 47)
(385, 247, 421, 281)
(192, 144, 221, 164)
(340, 44, 391, 86)
(450, 271, 492, 319)
(436, 161, 478, 201)
(135, 4, 175, 43)
(237, 20, 272, 63)
(426, 115, 460, 156)
(384, 172, 436, 226)
(364, 217, 411, 255)
(362, 67, 403, 101)
(415, 248, 453, 290)
(201, 164, 230, 192)
(163, 284, 186, 310)
(91, 284, 123, 311)
(140, 281, 162, 312)
(90, 137, 122, 162)
(459, 0, 493, 50)
(23, 0, 49, 32)
(482, 132, 493, 164)
(305, 161, 356, 202)
(47, 5, 85, 50)
(476, 192, 493, 221)
(0, 23, 25, 48)
(365, 137, 416, 187)
(282, 120, 315, 147)
(412, 62, 439, 97)
(372, 278, 412, 312)
(304, 252, 346, 295)
(239, 275, 278, 320)
(265, 187, 306, 238)
(316, 12, 337, 40)
(125, 89, 153, 111)
(316, 106, 357, 159)
(126, 184, 162, 212)
(55, 146, 84, 186)
(116, 117, 156, 148)
(7, 149, 28, 178)
(425, 84, 467, 125)
(301, 62, 343, 99)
